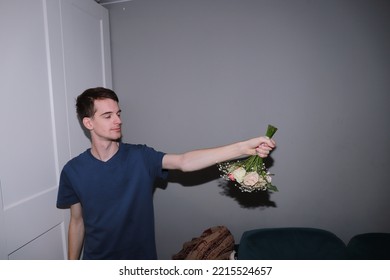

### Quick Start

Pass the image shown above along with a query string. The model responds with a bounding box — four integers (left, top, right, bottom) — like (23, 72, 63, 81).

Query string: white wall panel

(0, 0, 111, 260)
(9, 223, 65, 260)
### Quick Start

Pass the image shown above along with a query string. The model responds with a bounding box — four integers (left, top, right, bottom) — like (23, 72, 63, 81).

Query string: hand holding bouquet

(218, 125, 278, 192)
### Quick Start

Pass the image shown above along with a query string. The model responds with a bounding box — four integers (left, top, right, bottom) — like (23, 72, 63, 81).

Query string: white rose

(232, 167, 246, 183)
(243, 172, 260, 186)
(257, 176, 267, 188)
(265, 171, 272, 183)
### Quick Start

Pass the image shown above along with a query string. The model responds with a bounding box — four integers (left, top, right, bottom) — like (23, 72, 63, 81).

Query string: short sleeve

(142, 145, 168, 181)
(56, 167, 80, 209)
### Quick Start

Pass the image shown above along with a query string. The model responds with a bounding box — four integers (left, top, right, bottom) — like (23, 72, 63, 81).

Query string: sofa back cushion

(238, 227, 346, 260)
(347, 232, 390, 260)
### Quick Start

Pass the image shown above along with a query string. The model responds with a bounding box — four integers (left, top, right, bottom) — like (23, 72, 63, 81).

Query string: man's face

(85, 98, 122, 142)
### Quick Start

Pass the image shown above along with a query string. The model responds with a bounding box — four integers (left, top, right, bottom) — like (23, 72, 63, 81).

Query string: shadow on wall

(219, 180, 276, 209)
(156, 158, 277, 209)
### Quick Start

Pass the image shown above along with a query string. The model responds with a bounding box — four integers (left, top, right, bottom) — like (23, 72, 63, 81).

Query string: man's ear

(82, 117, 93, 130)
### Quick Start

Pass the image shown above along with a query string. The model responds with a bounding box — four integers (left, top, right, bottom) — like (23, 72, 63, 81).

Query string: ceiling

(95, 0, 133, 5)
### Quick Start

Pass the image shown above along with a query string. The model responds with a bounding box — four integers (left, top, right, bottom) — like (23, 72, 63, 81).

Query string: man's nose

(115, 114, 122, 124)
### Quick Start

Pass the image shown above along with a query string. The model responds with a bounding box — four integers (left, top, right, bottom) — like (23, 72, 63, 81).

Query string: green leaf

(267, 184, 278, 192)
(266, 124, 278, 138)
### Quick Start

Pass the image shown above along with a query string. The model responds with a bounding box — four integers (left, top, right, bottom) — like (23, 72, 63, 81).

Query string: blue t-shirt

(56, 143, 167, 260)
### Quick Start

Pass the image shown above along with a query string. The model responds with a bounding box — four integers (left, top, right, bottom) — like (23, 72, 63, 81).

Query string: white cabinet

(0, 0, 111, 259)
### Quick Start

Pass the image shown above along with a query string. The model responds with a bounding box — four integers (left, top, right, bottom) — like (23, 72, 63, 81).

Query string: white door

(0, 0, 111, 260)
(60, 0, 112, 158)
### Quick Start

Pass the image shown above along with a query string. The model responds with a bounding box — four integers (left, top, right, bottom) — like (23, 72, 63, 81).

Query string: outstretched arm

(162, 136, 275, 172)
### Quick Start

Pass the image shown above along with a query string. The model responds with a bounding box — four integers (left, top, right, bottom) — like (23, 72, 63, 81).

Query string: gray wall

(106, 0, 390, 259)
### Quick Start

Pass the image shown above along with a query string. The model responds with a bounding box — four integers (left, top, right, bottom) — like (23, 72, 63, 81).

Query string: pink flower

(228, 173, 236, 181)
(243, 172, 260, 186)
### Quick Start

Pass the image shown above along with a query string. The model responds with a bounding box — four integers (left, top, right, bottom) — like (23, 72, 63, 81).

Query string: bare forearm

(177, 142, 245, 172)
(68, 220, 84, 260)
(162, 136, 275, 172)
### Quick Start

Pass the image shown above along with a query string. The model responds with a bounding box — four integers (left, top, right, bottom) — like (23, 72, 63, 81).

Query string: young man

(56, 87, 276, 260)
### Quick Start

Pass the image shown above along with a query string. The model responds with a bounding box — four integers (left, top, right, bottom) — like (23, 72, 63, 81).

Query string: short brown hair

(76, 87, 119, 120)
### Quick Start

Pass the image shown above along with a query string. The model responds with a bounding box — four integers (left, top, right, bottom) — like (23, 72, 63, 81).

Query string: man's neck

(90, 140, 119, 162)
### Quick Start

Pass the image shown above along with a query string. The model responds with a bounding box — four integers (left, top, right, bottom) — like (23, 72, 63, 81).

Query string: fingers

(256, 137, 276, 158)
(256, 146, 271, 158)
(262, 137, 276, 148)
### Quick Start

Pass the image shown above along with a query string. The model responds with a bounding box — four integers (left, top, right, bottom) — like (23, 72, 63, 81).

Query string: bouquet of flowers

(218, 125, 278, 192)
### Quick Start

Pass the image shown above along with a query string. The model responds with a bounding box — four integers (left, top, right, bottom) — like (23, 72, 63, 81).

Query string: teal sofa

(237, 227, 390, 260)
(346, 232, 390, 260)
